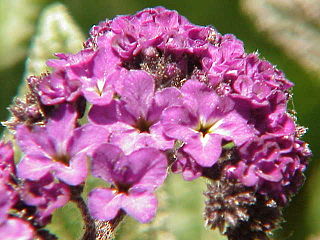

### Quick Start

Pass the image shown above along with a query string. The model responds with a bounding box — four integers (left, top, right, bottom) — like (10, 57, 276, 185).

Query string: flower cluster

(1, 6, 311, 240)
(0, 141, 69, 239)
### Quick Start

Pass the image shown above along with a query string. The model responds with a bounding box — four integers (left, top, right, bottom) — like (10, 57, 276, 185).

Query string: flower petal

(183, 134, 222, 167)
(55, 152, 88, 185)
(0, 218, 34, 240)
(46, 104, 77, 153)
(88, 188, 122, 221)
(127, 148, 167, 191)
(91, 144, 124, 184)
(161, 106, 198, 141)
(17, 155, 53, 181)
(16, 125, 55, 158)
(121, 192, 157, 223)
(68, 124, 110, 156)
(120, 70, 154, 119)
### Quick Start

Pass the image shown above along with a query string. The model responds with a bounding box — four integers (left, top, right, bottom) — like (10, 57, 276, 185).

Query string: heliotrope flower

(16, 104, 109, 185)
(0, 184, 34, 240)
(226, 134, 310, 204)
(89, 69, 181, 154)
(88, 144, 167, 223)
(0, 142, 34, 240)
(1, 6, 312, 240)
(21, 173, 70, 225)
(162, 80, 255, 167)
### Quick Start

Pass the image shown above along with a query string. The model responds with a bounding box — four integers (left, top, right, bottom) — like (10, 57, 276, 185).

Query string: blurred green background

(0, 0, 319, 239)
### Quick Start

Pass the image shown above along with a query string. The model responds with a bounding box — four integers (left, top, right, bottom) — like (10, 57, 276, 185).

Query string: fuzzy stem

(70, 185, 126, 240)
(95, 210, 126, 240)
(70, 185, 96, 240)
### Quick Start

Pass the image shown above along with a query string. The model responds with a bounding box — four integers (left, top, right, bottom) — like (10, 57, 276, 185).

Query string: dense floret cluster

(1, 7, 311, 240)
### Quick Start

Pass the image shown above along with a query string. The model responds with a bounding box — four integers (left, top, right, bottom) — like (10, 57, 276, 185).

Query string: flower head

(3, 6, 311, 239)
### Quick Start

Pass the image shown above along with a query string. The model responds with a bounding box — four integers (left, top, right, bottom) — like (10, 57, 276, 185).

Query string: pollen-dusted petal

(161, 105, 198, 141)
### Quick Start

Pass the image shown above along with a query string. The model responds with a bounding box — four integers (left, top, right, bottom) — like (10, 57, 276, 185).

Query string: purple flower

(21, 173, 70, 225)
(203, 34, 245, 86)
(44, 38, 122, 106)
(88, 144, 167, 223)
(0, 142, 34, 240)
(78, 36, 122, 105)
(37, 70, 82, 105)
(16, 104, 109, 185)
(6, 7, 310, 235)
(89, 70, 181, 153)
(226, 135, 310, 204)
(171, 148, 203, 181)
(0, 216, 34, 240)
(0, 141, 15, 181)
(162, 80, 254, 167)
(0, 184, 34, 240)
(0, 142, 17, 224)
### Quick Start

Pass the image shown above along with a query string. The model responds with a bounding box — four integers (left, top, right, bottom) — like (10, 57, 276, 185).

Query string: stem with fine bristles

(70, 185, 96, 240)
(70, 185, 126, 240)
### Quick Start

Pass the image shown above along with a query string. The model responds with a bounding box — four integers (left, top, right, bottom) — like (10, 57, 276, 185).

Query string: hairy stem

(71, 185, 125, 240)
(70, 185, 96, 240)
(95, 210, 126, 240)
